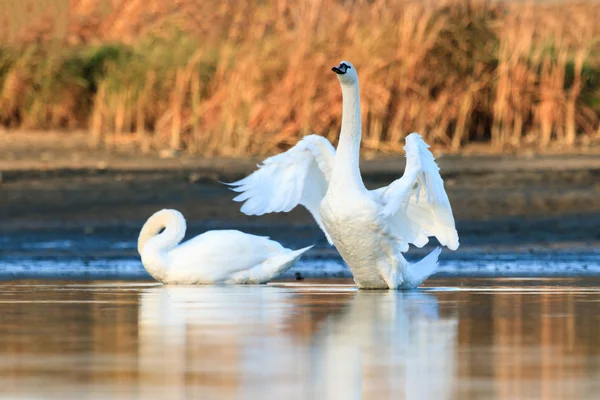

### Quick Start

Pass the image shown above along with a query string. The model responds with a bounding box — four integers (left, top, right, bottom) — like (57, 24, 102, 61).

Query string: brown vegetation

(0, 0, 599, 156)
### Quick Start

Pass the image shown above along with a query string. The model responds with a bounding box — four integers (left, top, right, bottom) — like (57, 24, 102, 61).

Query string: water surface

(0, 278, 598, 399)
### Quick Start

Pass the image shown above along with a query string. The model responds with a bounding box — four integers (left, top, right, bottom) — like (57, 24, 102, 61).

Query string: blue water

(1, 231, 598, 280)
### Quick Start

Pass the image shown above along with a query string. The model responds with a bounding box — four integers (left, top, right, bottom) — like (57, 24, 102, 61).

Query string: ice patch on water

(21, 240, 75, 250)
(0, 258, 147, 280)
(0, 252, 599, 280)
(111, 241, 137, 249)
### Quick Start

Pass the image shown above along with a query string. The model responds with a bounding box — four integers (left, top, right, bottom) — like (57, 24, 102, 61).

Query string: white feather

(226, 134, 335, 244)
(225, 61, 459, 289)
(138, 209, 312, 284)
(375, 133, 460, 251)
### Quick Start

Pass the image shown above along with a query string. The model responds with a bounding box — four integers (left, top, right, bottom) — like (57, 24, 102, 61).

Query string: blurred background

(0, 0, 599, 156)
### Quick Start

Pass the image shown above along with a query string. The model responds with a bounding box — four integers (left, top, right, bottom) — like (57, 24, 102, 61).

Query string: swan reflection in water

(137, 285, 458, 399)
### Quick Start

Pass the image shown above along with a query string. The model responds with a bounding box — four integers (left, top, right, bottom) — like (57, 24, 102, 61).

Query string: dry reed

(0, 0, 599, 156)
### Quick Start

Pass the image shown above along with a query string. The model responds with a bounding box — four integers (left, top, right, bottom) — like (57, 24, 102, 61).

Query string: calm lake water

(0, 278, 598, 399)
(2, 227, 599, 279)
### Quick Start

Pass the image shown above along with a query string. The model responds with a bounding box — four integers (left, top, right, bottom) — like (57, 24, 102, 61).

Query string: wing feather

(225, 134, 335, 244)
(374, 133, 459, 251)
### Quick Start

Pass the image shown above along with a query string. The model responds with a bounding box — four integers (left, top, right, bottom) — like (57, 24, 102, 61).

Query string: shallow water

(2, 228, 599, 279)
(0, 279, 598, 399)
(2, 253, 599, 280)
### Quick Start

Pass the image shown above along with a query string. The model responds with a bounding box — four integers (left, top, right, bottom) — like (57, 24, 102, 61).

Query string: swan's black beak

(332, 63, 350, 75)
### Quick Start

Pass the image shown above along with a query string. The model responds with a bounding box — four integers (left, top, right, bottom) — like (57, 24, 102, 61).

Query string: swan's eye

(332, 63, 351, 75)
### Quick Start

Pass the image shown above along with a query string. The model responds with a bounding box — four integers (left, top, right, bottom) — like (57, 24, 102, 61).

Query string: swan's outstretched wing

(374, 133, 459, 251)
(225, 134, 336, 244)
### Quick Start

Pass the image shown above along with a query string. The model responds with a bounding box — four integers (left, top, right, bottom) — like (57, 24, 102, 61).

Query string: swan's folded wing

(225, 134, 336, 244)
(170, 230, 299, 283)
(375, 133, 459, 251)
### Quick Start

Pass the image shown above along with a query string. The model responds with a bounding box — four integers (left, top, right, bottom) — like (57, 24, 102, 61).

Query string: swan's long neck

(331, 81, 365, 192)
(138, 209, 186, 280)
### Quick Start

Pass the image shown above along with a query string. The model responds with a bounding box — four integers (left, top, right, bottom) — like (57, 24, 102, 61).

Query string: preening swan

(138, 209, 312, 284)
(226, 60, 459, 290)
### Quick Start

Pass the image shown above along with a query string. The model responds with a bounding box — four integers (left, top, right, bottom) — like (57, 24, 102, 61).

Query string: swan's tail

(228, 246, 313, 284)
(399, 247, 442, 290)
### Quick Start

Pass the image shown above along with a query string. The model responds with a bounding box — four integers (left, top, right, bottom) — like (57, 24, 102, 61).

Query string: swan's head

(331, 60, 358, 86)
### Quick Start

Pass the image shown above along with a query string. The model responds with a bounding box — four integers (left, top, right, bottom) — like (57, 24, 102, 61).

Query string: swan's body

(138, 209, 312, 284)
(227, 61, 459, 289)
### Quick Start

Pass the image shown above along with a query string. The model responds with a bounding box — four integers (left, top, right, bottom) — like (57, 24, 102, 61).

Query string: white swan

(137, 209, 312, 284)
(227, 61, 459, 290)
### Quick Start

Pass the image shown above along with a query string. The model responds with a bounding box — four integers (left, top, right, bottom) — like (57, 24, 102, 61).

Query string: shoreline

(2, 131, 600, 180)
(2, 131, 600, 256)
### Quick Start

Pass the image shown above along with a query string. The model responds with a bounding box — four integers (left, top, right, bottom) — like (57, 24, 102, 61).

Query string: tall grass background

(1, 0, 599, 156)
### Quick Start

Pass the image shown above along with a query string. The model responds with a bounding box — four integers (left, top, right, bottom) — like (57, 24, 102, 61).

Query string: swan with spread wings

(226, 61, 459, 289)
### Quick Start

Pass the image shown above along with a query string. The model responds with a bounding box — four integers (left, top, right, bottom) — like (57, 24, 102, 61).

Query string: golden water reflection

(0, 279, 598, 399)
